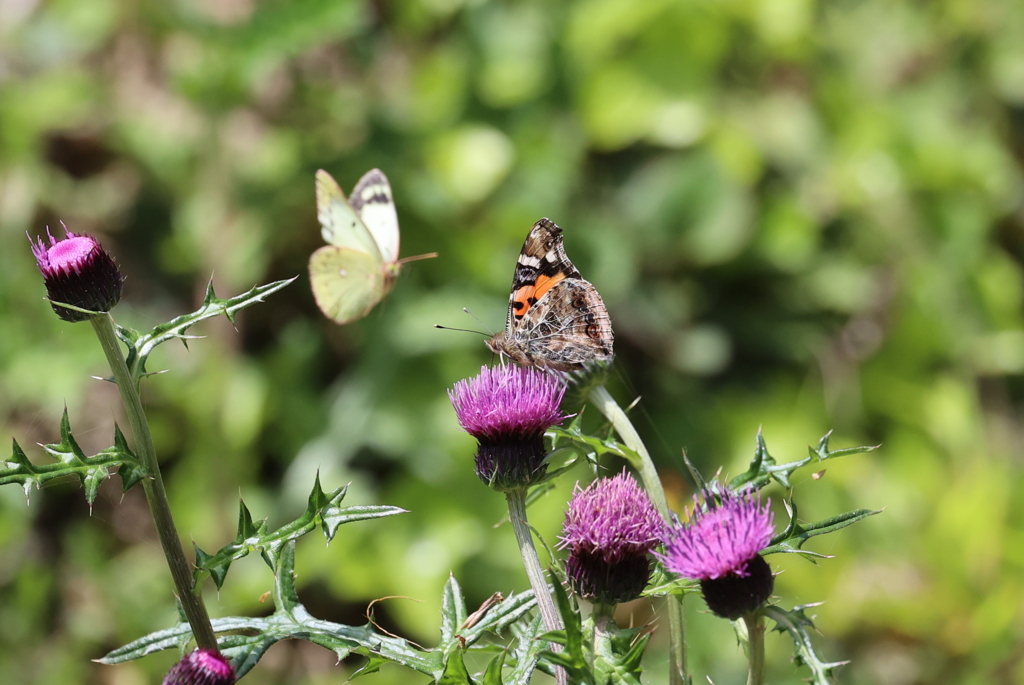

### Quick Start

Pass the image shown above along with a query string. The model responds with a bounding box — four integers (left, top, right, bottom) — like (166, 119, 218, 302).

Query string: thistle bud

(30, 224, 123, 322)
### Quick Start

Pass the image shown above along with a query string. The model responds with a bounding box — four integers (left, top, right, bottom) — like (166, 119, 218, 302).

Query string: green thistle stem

(588, 383, 689, 685)
(743, 611, 766, 685)
(90, 313, 219, 651)
(505, 488, 567, 685)
(591, 604, 615, 675)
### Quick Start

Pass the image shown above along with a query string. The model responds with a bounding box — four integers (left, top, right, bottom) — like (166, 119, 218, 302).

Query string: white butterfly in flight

(309, 168, 436, 324)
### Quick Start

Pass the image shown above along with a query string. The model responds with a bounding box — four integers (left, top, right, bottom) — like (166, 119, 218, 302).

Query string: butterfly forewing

(349, 169, 400, 264)
(315, 169, 381, 259)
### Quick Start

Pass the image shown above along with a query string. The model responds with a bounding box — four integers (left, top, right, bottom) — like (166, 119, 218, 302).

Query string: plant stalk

(91, 314, 219, 651)
(743, 612, 766, 685)
(505, 488, 567, 685)
(591, 604, 614, 675)
(588, 383, 689, 685)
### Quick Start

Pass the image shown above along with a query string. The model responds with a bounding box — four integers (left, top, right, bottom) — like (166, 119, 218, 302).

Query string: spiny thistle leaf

(505, 616, 545, 685)
(322, 502, 407, 543)
(482, 652, 507, 685)
(763, 604, 849, 685)
(121, 277, 296, 386)
(592, 652, 643, 685)
(113, 424, 147, 491)
(763, 498, 882, 558)
(729, 429, 783, 490)
(810, 431, 880, 462)
(642, 563, 699, 597)
(104, 541, 443, 679)
(192, 474, 406, 590)
(538, 578, 593, 684)
(108, 541, 539, 682)
(549, 417, 639, 464)
(438, 646, 475, 685)
(440, 574, 468, 649)
(456, 590, 537, 646)
(435, 572, 539, 680)
(730, 429, 878, 492)
(592, 618, 647, 685)
(2, 408, 145, 504)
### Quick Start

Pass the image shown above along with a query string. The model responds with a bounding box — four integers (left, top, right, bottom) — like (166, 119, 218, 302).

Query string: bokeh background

(2, 0, 1024, 683)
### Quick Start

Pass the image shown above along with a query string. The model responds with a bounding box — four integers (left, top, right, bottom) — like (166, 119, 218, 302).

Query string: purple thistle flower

(449, 365, 568, 491)
(560, 471, 663, 604)
(163, 649, 235, 685)
(561, 471, 663, 563)
(30, 224, 123, 322)
(658, 489, 776, 619)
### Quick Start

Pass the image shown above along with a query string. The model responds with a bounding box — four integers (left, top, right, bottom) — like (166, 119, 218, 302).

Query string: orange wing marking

(511, 272, 566, 320)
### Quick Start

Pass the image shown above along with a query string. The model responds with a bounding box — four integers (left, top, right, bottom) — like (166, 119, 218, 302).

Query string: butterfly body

(309, 168, 406, 324)
(487, 218, 614, 372)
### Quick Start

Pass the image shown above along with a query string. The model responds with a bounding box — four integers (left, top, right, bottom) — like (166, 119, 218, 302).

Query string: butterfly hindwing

(515, 277, 614, 369)
(309, 246, 386, 325)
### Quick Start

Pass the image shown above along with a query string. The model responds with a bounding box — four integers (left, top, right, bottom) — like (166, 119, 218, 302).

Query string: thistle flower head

(658, 489, 776, 619)
(449, 365, 568, 491)
(560, 471, 662, 604)
(450, 364, 567, 440)
(162, 649, 235, 685)
(30, 224, 123, 322)
(560, 471, 663, 563)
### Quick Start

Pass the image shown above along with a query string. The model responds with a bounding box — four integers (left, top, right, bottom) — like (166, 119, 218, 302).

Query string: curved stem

(505, 489, 567, 685)
(743, 612, 766, 685)
(90, 314, 219, 651)
(588, 383, 689, 685)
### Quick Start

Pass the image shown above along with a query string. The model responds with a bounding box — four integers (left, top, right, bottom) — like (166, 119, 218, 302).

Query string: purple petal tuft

(163, 649, 235, 685)
(449, 365, 568, 440)
(560, 470, 663, 563)
(658, 489, 774, 581)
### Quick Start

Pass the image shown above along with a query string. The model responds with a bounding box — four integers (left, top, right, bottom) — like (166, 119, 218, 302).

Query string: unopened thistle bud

(560, 471, 663, 604)
(658, 489, 776, 620)
(449, 365, 568, 492)
(162, 649, 235, 685)
(30, 224, 123, 322)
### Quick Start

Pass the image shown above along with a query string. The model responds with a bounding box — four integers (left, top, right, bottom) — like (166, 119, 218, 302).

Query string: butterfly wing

(349, 168, 400, 265)
(504, 218, 581, 333)
(487, 218, 614, 370)
(515, 277, 614, 370)
(309, 246, 386, 325)
(315, 169, 383, 259)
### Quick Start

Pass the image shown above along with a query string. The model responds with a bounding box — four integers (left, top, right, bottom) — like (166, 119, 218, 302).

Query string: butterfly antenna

(462, 307, 495, 335)
(433, 324, 490, 336)
(397, 251, 439, 265)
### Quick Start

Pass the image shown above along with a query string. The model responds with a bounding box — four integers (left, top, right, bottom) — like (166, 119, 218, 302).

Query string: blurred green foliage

(2, 0, 1024, 683)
